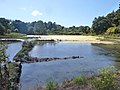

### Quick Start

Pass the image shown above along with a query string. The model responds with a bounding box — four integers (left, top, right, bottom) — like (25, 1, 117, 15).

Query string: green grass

(45, 81, 57, 90)
(13, 40, 36, 61)
(73, 76, 87, 85)
(0, 32, 26, 38)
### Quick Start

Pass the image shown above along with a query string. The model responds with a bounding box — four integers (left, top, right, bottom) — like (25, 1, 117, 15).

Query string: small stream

(5, 42, 23, 62)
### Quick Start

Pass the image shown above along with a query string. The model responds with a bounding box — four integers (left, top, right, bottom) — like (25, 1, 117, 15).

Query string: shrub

(45, 81, 57, 90)
(73, 76, 87, 85)
(91, 66, 118, 90)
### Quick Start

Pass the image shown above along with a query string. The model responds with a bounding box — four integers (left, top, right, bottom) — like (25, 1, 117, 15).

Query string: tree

(28, 26, 35, 34)
(0, 18, 11, 35)
(106, 27, 117, 35)
(116, 25, 120, 34)
(34, 20, 46, 34)
(11, 20, 28, 34)
(0, 23, 5, 35)
(91, 16, 111, 34)
(91, 8, 120, 35)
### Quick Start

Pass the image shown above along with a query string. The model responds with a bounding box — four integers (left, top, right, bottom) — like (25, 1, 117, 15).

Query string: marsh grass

(73, 76, 87, 85)
(45, 81, 58, 90)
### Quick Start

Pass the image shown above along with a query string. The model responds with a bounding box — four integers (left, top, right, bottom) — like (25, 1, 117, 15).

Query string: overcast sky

(0, 0, 119, 27)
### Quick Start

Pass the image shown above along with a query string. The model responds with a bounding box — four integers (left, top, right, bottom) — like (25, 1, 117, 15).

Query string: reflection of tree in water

(92, 43, 120, 69)
(36, 41, 58, 46)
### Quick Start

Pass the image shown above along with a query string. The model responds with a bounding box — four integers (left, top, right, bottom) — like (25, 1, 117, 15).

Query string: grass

(104, 34, 120, 39)
(0, 32, 26, 39)
(45, 81, 58, 90)
(13, 40, 36, 61)
(73, 76, 87, 85)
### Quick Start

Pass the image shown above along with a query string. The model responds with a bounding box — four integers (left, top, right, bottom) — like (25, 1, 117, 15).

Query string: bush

(91, 66, 118, 90)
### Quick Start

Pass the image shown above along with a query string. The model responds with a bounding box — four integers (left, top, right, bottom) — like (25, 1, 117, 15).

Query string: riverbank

(0, 33, 26, 39)
(26, 35, 114, 44)
(33, 66, 120, 90)
(0, 34, 118, 44)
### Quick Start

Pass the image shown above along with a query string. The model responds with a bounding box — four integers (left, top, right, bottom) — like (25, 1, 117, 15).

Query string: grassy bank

(13, 40, 36, 62)
(0, 33, 27, 39)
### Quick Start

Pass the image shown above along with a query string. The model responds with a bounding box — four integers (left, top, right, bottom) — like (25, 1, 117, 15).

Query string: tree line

(0, 8, 120, 35)
(91, 8, 120, 35)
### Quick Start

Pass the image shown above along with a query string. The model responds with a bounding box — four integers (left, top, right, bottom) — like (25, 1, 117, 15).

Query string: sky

(0, 0, 119, 27)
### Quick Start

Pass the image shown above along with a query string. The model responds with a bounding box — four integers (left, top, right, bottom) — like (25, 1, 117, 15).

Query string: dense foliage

(10, 20, 90, 35)
(0, 18, 90, 35)
(91, 9, 120, 35)
(0, 43, 21, 90)
(0, 18, 11, 35)
(0, 8, 120, 35)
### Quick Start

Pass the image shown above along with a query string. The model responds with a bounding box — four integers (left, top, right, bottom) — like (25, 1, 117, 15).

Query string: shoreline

(27, 35, 114, 44)
(0, 35, 116, 44)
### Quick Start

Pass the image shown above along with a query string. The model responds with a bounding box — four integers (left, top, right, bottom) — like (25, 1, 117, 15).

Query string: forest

(0, 8, 120, 35)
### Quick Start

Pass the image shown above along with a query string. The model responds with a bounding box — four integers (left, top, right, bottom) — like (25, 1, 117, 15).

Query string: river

(4, 41, 120, 90)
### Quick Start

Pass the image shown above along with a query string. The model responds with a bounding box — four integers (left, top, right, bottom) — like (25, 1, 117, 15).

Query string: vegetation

(73, 76, 87, 85)
(10, 20, 90, 35)
(0, 18, 90, 35)
(0, 43, 21, 90)
(0, 32, 26, 39)
(91, 9, 120, 35)
(91, 66, 119, 90)
(0, 8, 120, 36)
(13, 40, 36, 62)
(0, 18, 11, 35)
(33, 66, 120, 90)
(45, 81, 58, 90)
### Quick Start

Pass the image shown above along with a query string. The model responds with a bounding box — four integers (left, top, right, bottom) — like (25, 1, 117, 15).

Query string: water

(5, 42, 22, 61)
(20, 42, 116, 90)
(4, 41, 119, 90)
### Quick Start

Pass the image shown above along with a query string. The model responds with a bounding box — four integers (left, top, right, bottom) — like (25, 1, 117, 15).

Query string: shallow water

(6, 42, 22, 61)
(4, 41, 120, 90)
(20, 42, 117, 90)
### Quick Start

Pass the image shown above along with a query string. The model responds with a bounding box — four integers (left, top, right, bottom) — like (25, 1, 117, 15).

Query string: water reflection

(36, 41, 57, 46)
(92, 43, 120, 69)
(5, 42, 22, 61)
(21, 42, 116, 90)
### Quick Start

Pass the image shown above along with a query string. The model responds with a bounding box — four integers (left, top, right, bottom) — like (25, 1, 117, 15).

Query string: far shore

(26, 35, 114, 44)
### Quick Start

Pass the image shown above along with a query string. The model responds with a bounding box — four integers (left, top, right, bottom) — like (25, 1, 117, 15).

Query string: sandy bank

(27, 35, 113, 44)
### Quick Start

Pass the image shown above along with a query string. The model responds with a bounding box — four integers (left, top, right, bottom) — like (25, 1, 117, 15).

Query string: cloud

(32, 10, 43, 16)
